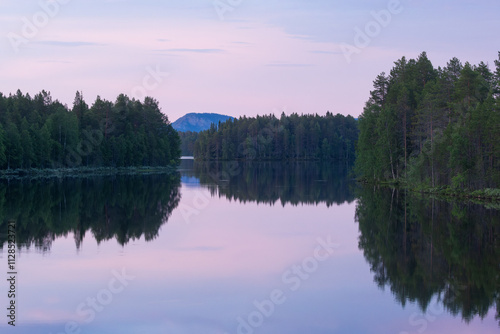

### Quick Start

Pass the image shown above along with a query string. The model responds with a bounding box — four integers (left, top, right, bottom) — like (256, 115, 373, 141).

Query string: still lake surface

(0, 159, 498, 334)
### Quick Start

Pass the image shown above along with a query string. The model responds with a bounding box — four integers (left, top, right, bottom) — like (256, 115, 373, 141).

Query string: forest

(0, 90, 180, 170)
(178, 130, 199, 156)
(193, 113, 358, 162)
(356, 52, 500, 191)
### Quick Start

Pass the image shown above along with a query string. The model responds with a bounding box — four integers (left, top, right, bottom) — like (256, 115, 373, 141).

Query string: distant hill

(172, 113, 234, 132)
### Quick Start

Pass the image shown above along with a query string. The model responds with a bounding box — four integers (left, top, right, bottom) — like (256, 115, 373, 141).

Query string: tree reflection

(0, 174, 181, 251)
(191, 160, 356, 206)
(355, 187, 500, 323)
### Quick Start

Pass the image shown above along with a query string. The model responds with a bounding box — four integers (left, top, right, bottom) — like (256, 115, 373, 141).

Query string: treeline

(356, 52, 500, 191)
(178, 131, 198, 156)
(0, 90, 180, 169)
(193, 113, 358, 162)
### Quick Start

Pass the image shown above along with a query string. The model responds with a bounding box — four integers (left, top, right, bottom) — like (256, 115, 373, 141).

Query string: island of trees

(0, 90, 180, 170)
(192, 113, 358, 163)
(356, 52, 500, 193)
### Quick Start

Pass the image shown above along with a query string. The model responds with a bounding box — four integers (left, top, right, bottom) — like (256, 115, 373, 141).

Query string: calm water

(0, 160, 498, 334)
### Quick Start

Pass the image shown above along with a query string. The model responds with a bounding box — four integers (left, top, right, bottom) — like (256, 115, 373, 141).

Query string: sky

(0, 0, 499, 122)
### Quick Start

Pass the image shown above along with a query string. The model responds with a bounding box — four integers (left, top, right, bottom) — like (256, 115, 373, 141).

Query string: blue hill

(172, 113, 234, 132)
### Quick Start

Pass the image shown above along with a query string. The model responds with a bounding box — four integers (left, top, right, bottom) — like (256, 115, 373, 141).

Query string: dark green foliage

(194, 112, 358, 162)
(178, 131, 199, 156)
(0, 91, 180, 169)
(0, 124, 6, 167)
(356, 52, 500, 190)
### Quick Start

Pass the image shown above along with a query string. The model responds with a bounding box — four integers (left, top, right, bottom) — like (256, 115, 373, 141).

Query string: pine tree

(370, 72, 389, 108)
(493, 52, 500, 98)
(72, 91, 88, 131)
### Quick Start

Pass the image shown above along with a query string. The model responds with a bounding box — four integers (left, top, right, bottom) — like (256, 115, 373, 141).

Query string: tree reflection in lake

(0, 174, 181, 252)
(2, 160, 498, 330)
(190, 160, 356, 206)
(355, 186, 500, 324)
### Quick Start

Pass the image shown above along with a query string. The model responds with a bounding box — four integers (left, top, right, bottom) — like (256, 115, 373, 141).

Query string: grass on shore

(357, 178, 500, 202)
(410, 185, 500, 201)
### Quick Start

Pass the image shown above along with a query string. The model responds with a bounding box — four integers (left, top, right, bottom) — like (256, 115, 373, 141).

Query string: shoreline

(357, 179, 500, 203)
(0, 166, 179, 180)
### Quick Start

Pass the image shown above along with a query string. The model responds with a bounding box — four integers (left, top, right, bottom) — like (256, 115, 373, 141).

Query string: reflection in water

(0, 174, 181, 251)
(186, 159, 356, 206)
(355, 187, 500, 324)
(1, 159, 498, 333)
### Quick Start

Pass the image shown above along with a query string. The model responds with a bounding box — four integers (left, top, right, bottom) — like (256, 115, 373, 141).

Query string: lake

(0, 159, 498, 334)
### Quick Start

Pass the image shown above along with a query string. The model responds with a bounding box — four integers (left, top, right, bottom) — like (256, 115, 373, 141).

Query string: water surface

(0, 161, 498, 333)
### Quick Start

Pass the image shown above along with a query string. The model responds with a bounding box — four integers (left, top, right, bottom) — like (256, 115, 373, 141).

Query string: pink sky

(0, 1, 499, 122)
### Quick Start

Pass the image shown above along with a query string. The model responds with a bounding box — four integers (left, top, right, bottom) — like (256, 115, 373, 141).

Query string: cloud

(158, 48, 225, 54)
(230, 41, 252, 45)
(288, 34, 315, 41)
(309, 50, 343, 55)
(265, 63, 314, 67)
(38, 60, 72, 64)
(33, 41, 105, 47)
